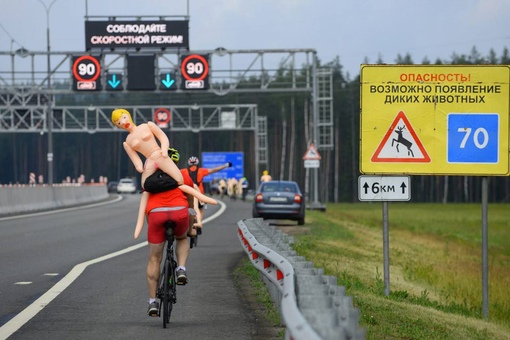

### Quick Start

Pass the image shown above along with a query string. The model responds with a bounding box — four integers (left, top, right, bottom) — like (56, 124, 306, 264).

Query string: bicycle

(189, 207, 198, 249)
(156, 221, 178, 328)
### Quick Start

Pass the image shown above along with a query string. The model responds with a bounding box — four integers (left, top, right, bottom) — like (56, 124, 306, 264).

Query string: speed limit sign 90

(154, 108, 171, 128)
(180, 54, 210, 90)
(72, 55, 101, 91)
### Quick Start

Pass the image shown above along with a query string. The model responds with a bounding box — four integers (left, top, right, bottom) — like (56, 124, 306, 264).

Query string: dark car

(107, 181, 118, 193)
(252, 180, 305, 225)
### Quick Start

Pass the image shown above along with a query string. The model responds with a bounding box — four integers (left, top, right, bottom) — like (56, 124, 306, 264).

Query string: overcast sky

(1, 0, 509, 77)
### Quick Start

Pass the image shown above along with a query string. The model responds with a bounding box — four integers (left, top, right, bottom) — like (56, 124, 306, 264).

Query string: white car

(116, 178, 138, 194)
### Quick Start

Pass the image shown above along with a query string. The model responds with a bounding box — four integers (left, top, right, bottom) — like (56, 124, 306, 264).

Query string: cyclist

(186, 156, 232, 231)
(239, 177, 249, 201)
(227, 177, 238, 200)
(218, 178, 227, 198)
(134, 148, 197, 317)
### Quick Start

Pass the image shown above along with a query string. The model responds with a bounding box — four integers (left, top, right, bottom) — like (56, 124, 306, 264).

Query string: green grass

(292, 203, 510, 339)
(233, 257, 283, 329)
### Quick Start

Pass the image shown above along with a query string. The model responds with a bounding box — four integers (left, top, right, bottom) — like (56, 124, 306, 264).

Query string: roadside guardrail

(238, 218, 365, 340)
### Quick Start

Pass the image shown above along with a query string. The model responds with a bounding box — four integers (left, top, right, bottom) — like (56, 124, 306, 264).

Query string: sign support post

(306, 53, 326, 212)
(382, 201, 390, 296)
(360, 64, 510, 316)
(482, 176, 489, 319)
(303, 143, 325, 211)
(358, 175, 411, 296)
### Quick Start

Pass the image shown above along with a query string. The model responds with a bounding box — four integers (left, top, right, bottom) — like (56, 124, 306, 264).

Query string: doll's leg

(158, 158, 184, 185)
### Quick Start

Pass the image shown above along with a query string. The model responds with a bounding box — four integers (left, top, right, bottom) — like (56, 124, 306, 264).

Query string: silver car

(116, 178, 138, 194)
(252, 180, 305, 225)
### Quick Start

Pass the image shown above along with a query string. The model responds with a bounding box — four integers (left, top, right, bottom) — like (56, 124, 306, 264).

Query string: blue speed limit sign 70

(447, 113, 499, 163)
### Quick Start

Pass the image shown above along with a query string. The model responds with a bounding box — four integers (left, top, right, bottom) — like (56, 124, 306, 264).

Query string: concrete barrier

(0, 184, 109, 216)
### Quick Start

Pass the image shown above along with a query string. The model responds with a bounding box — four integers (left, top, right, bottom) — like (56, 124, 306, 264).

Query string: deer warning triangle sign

(303, 143, 321, 160)
(371, 111, 431, 163)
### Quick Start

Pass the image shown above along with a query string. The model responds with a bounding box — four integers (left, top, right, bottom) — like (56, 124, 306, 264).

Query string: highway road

(0, 194, 270, 339)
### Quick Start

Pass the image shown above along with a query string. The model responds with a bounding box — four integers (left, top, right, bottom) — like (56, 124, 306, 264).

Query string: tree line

(1, 46, 509, 203)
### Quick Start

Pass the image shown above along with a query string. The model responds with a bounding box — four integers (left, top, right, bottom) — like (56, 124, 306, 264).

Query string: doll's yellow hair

(111, 108, 133, 125)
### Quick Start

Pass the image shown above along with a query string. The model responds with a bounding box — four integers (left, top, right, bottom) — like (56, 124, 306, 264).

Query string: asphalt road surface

(0, 194, 271, 340)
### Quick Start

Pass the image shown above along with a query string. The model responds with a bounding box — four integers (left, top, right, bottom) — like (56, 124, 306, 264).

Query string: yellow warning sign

(360, 65, 510, 175)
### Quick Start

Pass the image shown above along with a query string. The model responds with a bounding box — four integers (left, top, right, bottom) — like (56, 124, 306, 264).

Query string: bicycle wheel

(162, 257, 176, 327)
(162, 261, 170, 327)
(190, 234, 198, 248)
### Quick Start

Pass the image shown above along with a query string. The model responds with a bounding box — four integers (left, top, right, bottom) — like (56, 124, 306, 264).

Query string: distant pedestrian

(260, 170, 272, 183)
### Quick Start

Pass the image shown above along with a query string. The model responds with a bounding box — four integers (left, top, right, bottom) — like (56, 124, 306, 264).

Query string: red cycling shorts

(147, 207, 189, 244)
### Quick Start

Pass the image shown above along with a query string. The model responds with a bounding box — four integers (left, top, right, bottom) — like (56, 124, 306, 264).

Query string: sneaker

(176, 269, 188, 285)
(147, 301, 159, 317)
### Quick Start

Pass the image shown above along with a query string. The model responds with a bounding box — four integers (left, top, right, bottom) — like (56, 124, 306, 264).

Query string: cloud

(469, 0, 510, 21)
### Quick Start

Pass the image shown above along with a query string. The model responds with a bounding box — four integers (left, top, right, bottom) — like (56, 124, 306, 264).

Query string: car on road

(116, 178, 138, 194)
(252, 180, 305, 225)
(107, 181, 118, 193)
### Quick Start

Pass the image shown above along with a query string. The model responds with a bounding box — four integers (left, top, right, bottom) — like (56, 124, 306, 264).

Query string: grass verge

(290, 203, 510, 339)
(233, 257, 285, 339)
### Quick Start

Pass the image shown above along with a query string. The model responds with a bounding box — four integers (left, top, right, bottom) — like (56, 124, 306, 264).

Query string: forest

(1, 46, 510, 203)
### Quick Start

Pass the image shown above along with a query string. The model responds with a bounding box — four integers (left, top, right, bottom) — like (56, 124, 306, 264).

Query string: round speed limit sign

(154, 108, 171, 128)
(180, 54, 209, 90)
(72, 55, 101, 90)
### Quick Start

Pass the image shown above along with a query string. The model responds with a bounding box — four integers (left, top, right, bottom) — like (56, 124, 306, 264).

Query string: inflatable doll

(111, 108, 216, 205)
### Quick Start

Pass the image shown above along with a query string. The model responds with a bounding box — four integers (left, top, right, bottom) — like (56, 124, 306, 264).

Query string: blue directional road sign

(159, 72, 177, 90)
(447, 113, 499, 163)
(106, 73, 123, 91)
(201, 152, 244, 182)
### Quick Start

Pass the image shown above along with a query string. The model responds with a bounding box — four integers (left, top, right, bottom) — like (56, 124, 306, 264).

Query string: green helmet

(168, 147, 180, 162)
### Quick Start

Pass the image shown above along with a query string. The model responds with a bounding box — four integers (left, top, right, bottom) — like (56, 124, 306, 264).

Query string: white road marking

(43, 273, 59, 276)
(0, 200, 226, 339)
(14, 282, 32, 285)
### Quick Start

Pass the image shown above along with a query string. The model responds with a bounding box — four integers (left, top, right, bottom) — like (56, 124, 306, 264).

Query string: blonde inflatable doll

(111, 108, 216, 205)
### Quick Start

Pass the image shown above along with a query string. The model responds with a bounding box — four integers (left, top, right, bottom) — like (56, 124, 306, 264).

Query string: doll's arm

(123, 142, 144, 173)
(178, 184, 217, 205)
(148, 121, 169, 156)
(134, 191, 149, 239)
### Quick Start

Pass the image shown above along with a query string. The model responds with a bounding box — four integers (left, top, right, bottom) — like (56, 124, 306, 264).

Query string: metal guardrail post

(238, 218, 365, 340)
(238, 220, 322, 340)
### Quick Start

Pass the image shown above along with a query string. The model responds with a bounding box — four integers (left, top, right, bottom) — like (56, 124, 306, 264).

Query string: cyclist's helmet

(188, 156, 199, 167)
(167, 147, 180, 162)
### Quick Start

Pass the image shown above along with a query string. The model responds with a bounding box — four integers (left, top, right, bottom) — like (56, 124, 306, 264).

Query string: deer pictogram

(391, 125, 414, 157)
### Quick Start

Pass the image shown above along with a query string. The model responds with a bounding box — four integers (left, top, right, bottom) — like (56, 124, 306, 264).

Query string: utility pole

(37, 0, 58, 185)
